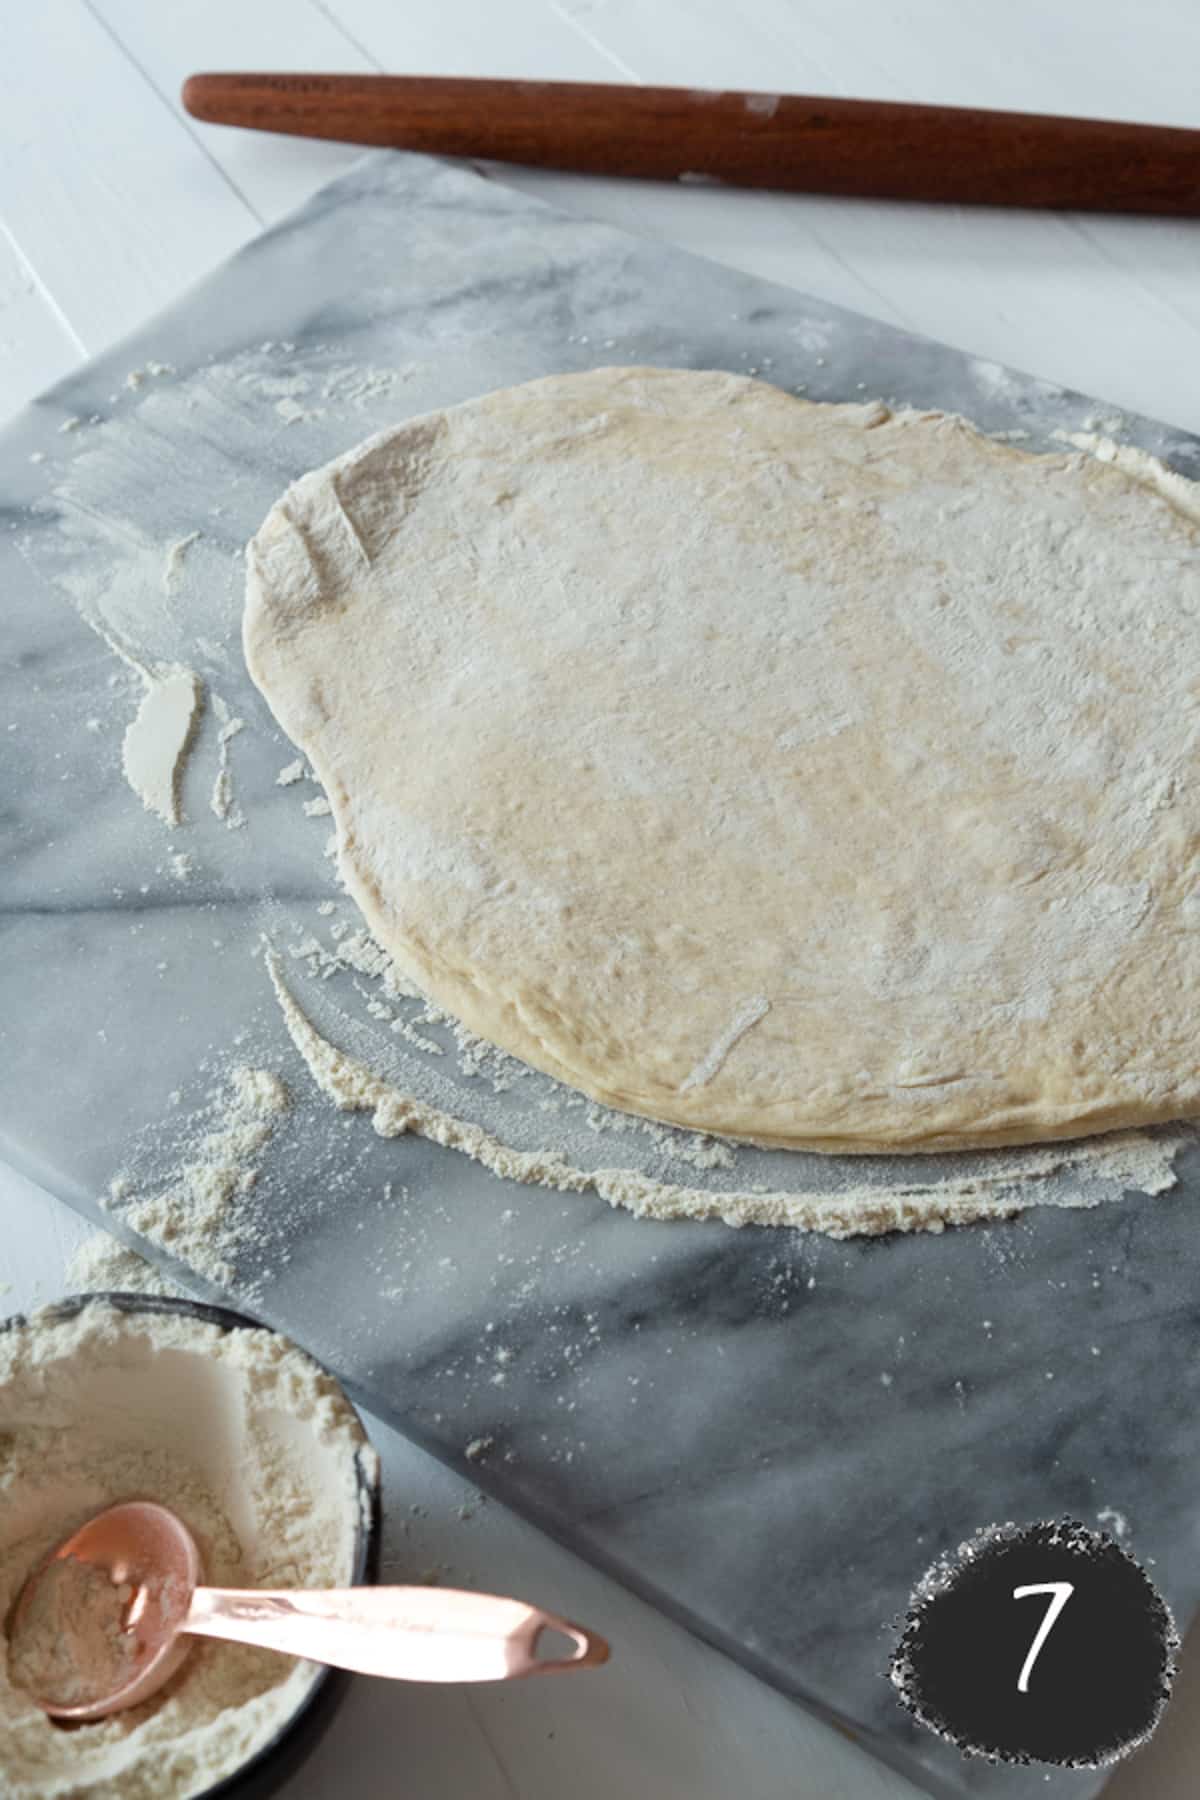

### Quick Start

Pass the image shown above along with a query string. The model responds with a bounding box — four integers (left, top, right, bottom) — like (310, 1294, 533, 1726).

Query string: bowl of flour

(0, 1292, 381, 1799)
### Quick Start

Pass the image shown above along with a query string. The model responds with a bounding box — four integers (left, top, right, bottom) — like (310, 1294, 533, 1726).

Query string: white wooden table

(3, 5, 1200, 1794)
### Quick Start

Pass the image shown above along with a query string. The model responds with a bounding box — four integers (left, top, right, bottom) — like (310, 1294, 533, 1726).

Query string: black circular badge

(889, 1519, 1177, 1768)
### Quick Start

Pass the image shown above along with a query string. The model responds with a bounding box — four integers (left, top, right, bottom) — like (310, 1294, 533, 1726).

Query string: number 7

(1012, 1583, 1074, 1692)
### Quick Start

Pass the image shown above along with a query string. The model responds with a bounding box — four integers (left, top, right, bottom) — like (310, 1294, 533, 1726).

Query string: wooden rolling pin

(181, 74, 1200, 215)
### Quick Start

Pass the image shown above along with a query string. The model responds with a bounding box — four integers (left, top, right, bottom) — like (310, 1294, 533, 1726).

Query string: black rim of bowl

(1, 1290, 383, 1800)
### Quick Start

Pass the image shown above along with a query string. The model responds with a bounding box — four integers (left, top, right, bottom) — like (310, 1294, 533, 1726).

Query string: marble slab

(4, 151, 1200, 1799)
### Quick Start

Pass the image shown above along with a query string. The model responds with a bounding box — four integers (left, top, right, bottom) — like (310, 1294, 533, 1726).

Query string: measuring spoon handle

(184, 1583, 609, 1683)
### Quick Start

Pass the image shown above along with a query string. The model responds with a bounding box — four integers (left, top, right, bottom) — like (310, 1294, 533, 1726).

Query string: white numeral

(1012, 1582, 1074, 1692)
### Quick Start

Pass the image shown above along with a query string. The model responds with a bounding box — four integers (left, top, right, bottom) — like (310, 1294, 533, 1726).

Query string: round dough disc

(244, 367, 1200, 1153)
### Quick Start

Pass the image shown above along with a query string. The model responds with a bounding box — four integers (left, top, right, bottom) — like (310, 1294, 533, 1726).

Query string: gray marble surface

(4, 152, 1200, 1799)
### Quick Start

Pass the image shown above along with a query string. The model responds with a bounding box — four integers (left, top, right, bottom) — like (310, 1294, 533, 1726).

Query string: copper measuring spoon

(8, 1501, 609, 1721)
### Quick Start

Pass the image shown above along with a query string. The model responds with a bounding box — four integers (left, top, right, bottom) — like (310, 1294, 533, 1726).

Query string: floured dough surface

(244, 367, 1200, 1153)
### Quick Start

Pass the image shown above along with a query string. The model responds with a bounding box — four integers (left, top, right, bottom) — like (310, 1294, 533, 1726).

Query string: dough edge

(245, 366, 1200, 1155)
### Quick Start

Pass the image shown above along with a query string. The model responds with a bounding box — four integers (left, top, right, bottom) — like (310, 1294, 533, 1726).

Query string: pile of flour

(67, 1229, 186, 1298)
(0, 1299, 374, 1798)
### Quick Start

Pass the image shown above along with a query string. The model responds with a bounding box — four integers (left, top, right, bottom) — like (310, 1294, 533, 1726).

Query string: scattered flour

(1097, 1506, 1131, 1542)
(36, 346, 421, 852)
(209, 695, 246, 829)
(163, 531, 200, 593)
(276, 759, 305, 786)
(104, 1067, 290, 1287)
(0, 1299, 371, 1799)
(320, 364, 413, 409)
(126, 364, 174, 389)
(266, 951, 1184, 1237)
(45, 573, 206, 833)
(210, 767, 233, 820)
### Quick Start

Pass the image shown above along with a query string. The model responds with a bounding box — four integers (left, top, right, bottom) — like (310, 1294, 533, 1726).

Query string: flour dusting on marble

(266, 948, 1185, 1238)
(43, 589, 206, 830)
(24, 342, 426, 850)
(105, 1065, 290, 1288)
(281, 919, 732, 1168)
(163, 530, 200, 592)
(210, 694, 246, 828)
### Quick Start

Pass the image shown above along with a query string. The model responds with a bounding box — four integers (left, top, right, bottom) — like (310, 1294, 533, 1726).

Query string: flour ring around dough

(244, 366, 1200, 1153)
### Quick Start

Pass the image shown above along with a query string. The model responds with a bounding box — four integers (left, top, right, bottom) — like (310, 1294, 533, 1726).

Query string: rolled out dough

(244, 367, 1200, 1153)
